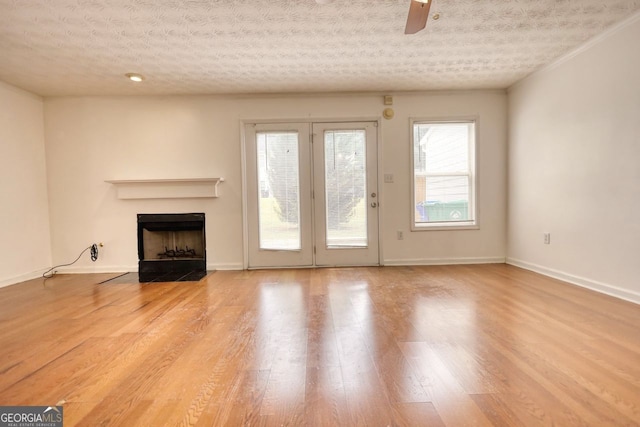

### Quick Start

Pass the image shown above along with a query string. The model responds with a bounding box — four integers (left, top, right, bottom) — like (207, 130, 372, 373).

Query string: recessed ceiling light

(125, 73, 144, 82)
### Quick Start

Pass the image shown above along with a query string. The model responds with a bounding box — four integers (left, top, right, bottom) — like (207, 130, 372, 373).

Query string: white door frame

(312, 121, 379, 266)
(241, 117, 384, 269)
(244, 122, 314, 268)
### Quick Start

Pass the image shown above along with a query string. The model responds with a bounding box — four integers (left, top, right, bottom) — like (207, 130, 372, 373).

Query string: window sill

(412, 222, 479, 232)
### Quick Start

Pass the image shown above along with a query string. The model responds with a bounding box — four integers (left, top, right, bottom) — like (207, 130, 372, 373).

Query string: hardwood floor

(0, 265, 639, 426)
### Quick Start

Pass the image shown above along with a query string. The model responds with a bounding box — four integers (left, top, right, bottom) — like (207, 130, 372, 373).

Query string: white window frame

(410, 117, 478, 231)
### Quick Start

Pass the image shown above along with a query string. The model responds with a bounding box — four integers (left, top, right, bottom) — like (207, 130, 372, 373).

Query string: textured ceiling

(0, 0, 639, 96)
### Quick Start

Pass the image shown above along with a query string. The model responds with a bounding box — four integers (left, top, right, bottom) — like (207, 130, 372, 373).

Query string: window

(411, 119, 477, 229)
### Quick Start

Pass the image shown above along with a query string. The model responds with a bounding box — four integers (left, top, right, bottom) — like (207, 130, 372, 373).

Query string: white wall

(0, 81, 52, 286)
(507, 15, 640, 303)
(378, 92, 507, 265)
(44, 91, 507, 272)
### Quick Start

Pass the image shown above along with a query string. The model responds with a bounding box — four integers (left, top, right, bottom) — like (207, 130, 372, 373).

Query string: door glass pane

(324, 130, 367, 248)
(257, 132, 300, 250)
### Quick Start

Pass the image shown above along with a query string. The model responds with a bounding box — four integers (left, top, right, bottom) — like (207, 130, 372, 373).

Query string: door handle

(371, 202, 378, 208)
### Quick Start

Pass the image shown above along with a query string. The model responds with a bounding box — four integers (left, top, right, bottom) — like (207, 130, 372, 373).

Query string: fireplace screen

(137, 213, 206, 281)
(142, 229, 204, 260)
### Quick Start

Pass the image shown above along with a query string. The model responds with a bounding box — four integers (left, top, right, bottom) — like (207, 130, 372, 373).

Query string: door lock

(371, 192, 377, 198)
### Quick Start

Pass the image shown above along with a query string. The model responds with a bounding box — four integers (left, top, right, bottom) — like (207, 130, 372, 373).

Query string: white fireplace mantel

(105, 178, 225, 199)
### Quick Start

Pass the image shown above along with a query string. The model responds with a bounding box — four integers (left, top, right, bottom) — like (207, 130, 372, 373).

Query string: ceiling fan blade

(404, 0, 432, 34)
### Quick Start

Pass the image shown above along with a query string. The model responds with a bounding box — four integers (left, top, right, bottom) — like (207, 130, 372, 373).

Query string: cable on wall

(42, 243, 99, 279)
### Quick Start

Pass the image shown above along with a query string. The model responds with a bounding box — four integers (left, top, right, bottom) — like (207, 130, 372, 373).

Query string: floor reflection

(256, 280, 307, 414)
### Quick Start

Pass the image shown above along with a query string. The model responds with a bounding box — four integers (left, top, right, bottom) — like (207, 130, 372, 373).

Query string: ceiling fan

(405, 0, 433, 34)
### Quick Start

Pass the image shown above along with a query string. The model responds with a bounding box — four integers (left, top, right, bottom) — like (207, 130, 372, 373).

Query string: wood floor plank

(0, 265, 638, 426)
(399, 341, 496, 426)
(469, 324, 617, 426)
(304, 366, 350, 426)
(469, 393, 527, 427)
(305, 294, 340, 369)
(391, 402, 446, 427)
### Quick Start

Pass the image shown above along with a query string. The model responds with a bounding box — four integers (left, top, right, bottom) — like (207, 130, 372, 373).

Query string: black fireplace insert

(137, 213, 207, 282)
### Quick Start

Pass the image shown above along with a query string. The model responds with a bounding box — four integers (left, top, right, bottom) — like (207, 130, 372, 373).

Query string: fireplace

(137, 213, 207, 282)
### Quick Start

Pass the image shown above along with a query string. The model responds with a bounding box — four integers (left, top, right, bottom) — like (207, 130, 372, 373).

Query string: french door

(245, 121, 378, 268)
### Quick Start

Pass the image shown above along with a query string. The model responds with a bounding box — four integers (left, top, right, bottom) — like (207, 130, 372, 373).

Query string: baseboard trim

(506, 258, 640, 305)
(54, 262, 244, 274)
(55, 265, 136, 274)
(207, 263, 243, 271)
(383, 256, 506, 266)
(0, 268, 50, 289)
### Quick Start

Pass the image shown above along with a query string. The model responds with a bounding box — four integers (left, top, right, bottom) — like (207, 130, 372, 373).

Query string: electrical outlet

(384, 174, 394, 183)
(397, 230, 404, 240)
(544, 233, 551, 244)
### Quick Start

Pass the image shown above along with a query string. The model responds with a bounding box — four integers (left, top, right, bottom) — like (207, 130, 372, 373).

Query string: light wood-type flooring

(0, 264, 639, 426)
